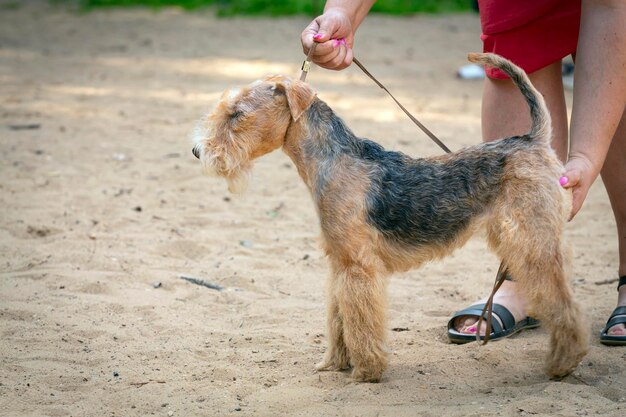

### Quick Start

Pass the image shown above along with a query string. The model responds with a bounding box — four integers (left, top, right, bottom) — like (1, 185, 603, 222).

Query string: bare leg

(600, 110, 626, 336)
(453, 61, 569, 335)
(482, 61, 569, 160)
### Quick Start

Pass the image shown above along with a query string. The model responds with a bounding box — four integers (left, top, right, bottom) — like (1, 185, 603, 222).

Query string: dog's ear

(272, 79, 316, 121)
(286, 80, 316, 121)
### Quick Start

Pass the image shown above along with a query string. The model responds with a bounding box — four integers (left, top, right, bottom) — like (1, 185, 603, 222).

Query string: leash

(300, 43, 450, 153)
(300, 42, 508, 344)
(350, 57, 452, 154)
(476, 262, 509, 344)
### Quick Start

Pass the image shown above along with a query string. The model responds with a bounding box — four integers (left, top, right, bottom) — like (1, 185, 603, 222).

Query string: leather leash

(301, 43, 450, 153)
(300, 42, 508, 345)
(350, 57, 452, 154)
(477, 262, 509, 344)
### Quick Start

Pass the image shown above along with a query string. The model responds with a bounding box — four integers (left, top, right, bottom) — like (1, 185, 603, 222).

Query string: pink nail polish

(467, 326, 477, 333)
(313, 34, 323, 40)
(332, 39, 339, 48)
(339, 38, 346, 45)
(559, 176, 568, 186)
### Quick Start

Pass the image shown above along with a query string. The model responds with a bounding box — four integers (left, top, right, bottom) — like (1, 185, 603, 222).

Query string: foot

(452, 279, 529, 336)
(605, 284, 626, 337)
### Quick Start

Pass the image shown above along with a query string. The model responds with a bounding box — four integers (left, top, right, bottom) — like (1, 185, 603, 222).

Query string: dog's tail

(468, 53, 551, 141)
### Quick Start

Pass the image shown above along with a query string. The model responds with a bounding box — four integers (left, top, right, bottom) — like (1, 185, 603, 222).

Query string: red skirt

(479, 0, 581, 79)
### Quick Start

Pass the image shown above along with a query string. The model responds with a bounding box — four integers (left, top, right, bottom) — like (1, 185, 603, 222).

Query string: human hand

(559, 154, 598, 220)
(301, 7, 355, 70)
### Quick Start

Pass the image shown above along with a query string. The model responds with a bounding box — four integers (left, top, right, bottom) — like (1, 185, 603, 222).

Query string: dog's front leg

(316, 270, 351, 373)
(332, 262, 388, 382)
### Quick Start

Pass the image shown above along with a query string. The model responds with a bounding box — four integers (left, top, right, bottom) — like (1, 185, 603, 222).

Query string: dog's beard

(197, 150, 251, 194)
(192, 113, 253, 194)
(226, 167, 251, 194)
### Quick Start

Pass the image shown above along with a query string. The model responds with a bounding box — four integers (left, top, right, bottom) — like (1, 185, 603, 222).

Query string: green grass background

(54, 0, 474, 16)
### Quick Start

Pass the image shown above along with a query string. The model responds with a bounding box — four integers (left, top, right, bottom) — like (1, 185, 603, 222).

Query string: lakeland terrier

(192, 53, 589, 382)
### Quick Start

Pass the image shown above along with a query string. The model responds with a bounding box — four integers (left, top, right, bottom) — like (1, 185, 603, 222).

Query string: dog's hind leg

(333, 262, 388, 382)
(489, 194, 589, 377)
(316, 271, 351, 373)
(507, 247, 589, 378)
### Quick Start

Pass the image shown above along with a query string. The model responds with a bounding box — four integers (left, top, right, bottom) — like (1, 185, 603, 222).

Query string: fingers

(300, 8, 355, 71)
(301, 32, 352, 70)
(569, 189, 586, 221)
(301, 20, 321, 54)
(314, 14, 338, 42)
(560, 157, 594, 221)
(313, 38, 353, 70)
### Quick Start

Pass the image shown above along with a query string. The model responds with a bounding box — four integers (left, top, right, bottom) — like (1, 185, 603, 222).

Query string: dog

(192, 53, 589, 382)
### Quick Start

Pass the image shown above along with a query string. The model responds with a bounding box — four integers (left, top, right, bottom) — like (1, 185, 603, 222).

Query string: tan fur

(193, 55, 589, 382)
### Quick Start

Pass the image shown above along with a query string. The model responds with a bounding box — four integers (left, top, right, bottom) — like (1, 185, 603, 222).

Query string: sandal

(447, 302, 541, 344)
(599, 276, 626, 346)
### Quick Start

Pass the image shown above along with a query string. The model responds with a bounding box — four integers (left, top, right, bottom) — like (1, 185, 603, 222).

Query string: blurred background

(51, 0, 477, 15)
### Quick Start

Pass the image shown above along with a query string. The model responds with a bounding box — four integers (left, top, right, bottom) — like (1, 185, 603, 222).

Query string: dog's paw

(545, 318, 589, 378)
(545, 349, 588, 379)
(351, 367, 383, 383)
(316, 359, 350, 372)
(545, 339, 588, 379)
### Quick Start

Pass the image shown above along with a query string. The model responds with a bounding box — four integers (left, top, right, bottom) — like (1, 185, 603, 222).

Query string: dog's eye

(270, 84, 285, 96)
(230, 110, 244, 120)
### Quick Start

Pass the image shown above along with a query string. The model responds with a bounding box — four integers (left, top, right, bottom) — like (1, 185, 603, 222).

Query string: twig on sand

(130, 380, 166, 387)
(392, 327, 410, 332)
(594, 278, 619, 286)
(9, 123, 41, 130)
(179, 275, 225, 291)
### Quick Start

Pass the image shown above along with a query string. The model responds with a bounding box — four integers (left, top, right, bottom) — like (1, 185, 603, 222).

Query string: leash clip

(301, 60, 311, 73)
(299, 43, 317, 82)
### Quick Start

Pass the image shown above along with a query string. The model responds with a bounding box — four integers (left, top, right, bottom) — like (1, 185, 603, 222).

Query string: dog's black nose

(192, 146, 200, 159)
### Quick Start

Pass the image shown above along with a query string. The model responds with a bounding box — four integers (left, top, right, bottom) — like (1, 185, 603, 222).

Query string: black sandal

(447, 302, 541, 344)
(599, 275, 626, 346)
(447, 274, 541, 343)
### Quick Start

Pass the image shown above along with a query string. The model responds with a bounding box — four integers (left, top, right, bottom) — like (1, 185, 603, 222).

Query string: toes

(607, 322, 626, 336)
(455, 316, 489, 336)
(461, 317, 479, 328)
(454, 316, 478, 332)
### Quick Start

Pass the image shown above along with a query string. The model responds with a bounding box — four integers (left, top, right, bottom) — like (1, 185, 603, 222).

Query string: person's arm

(562, 0, 626, 219)
(301, 0, 377, 70)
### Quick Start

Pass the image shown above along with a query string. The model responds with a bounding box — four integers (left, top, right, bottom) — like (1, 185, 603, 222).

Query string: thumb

(560, 162, 588, 220)
(559, 167, 581, 189)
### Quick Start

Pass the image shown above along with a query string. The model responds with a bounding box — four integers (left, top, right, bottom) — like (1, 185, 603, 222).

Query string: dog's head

(192, 75, 316, 193)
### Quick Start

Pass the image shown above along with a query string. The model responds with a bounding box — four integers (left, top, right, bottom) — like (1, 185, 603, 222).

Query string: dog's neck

(282, 99, 360, 193)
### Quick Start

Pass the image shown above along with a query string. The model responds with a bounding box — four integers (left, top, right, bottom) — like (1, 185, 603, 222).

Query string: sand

(1, 2, 624, 416)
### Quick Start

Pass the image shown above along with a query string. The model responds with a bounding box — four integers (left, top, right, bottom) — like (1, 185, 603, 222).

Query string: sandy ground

(1, 2, 625, 416)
